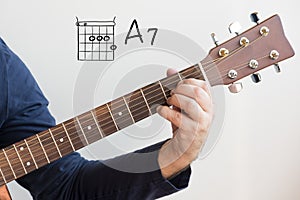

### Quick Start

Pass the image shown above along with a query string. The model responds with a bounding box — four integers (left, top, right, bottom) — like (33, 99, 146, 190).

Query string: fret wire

(129, 87, 168, 113)
(140, 89, 152, 115)
(94, 106, 118, 136)
(19, 129, 96, 165)
(63, 119, 88, 149)
(0, 65, 205, 177)
(158, 81, 168, 100)
(91, 70, 189, 118)
(0, 168, 12, 183)
(9, 132, 89, 173)
(0, 67, 204, 164)
(5, 139, 78, 178)
(0, 168, 7, 184)
(90, 111, 104, 138)
(92, 73, 194, 126)
(177, 72, 183, 80)
(2, 96, 162, 166)
(122, 97, 135, 123)
(125, 91, 151, 122)
(24, 139, 38, 169)
(7, 66, 200, 159)
(75, 117, 90, 145)
(160, 74, 181, 91)
(49, 130, 62, 158)
(106, 103, 119, 131)
(0, 72, 205, 177)
(195, 63, 208, 82)
(99, 70, 188, 115)
(0, 121, 95, 166)
(181, 67, 203, 79)
(2, 98, 155, 167)
(1, 150, 19, 179)
(62, 123, 76, 151)
(13, 144, 27, 174)
(107, 92, 154, 119)
(77, 112, 103, 144)
(36, 135, 50, 164)
(48, 69, 199, 147)
(2, 149, 16, 179)
(5, 125, 104, 173)
(0, 67, 204, 166)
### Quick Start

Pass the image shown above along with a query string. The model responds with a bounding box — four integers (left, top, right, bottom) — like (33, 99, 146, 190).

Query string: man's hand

(157, 69, 214, 179)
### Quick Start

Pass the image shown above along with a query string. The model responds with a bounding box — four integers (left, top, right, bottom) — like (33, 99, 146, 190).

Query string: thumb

(166, 68, 178, 77)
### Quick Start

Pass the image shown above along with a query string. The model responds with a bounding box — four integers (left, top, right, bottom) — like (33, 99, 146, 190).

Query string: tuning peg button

(250, 12, 261, 24)
(228, 82, 243, 93)
(211, 33, 219, 46)
(274, 63, 281, 73)
(229, 22, 242, 35)
(251, 73, 262, 83)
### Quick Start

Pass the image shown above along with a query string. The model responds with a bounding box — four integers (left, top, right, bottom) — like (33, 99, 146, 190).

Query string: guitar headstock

(202, 14, 295, 92)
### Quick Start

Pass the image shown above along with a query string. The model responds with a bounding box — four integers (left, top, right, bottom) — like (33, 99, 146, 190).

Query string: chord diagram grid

(76, 17, 117, 61)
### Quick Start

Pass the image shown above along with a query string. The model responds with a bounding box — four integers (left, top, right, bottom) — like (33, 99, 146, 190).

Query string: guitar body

(0, 185, 11, 200)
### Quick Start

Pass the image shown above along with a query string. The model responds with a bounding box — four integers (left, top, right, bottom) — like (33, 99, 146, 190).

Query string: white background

(1, 0, 299, 199)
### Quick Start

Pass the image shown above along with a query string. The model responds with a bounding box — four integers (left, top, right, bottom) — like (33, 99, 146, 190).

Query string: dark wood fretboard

(0, 13, 295, 190)
(0, 64, 204, 186)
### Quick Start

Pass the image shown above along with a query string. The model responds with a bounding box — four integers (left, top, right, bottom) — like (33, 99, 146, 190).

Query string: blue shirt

(0, 37, 191, 199)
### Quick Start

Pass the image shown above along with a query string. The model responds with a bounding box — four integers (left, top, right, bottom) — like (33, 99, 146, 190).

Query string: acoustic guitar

(0, 13, 294, 199)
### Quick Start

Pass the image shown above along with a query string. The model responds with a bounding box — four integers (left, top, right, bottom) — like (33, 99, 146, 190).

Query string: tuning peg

(229, 22, 242, 35)
(211, 33, 220, 46)
(274, 63, 281, 73)
(251, 73, 262, 83)
(228, 82, 243, 93)
(250, 12, 261, 24)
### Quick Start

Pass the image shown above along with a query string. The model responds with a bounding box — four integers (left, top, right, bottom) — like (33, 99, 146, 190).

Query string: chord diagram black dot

(76, 17, 117, 61)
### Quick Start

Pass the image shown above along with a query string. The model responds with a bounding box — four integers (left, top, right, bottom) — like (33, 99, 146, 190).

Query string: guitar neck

(0, 64, 204, 186)
(0, 13, 295, 187)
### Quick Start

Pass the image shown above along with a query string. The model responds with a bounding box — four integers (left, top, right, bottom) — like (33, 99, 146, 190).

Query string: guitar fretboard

(0, 64, 204, 186)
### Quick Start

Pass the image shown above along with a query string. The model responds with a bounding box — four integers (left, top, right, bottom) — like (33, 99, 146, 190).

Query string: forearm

(69, 141, 191, 200)
(158, 140, 191, 179)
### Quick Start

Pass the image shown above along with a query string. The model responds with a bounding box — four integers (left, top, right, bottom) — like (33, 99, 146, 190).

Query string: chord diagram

(76, 17, 117, 61)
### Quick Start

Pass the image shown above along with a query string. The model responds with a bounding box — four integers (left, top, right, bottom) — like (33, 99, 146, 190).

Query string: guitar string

(199, 34, 264, 75)
(0, 70, 204, 175)
(13, 68, 198, 146)
(4, 33, 265, 156)
(0, 69, 203, 171)
(0, 34, 265, 173)
(208, 54, 270, 84)
(0, 34, 265, 172)
(201, 35, 264, 79)
(0, 34, 267, 177)
(0, 58, 264, 179)
(198, 34, 263, 70)
(203, 36, 269, 84)
(0, 52, 256, 175)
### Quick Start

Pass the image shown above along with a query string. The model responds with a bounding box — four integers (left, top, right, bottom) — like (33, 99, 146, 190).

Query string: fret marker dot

(118, 112, 122, 116)
(20, 147, 24, 151)
(87, 126, 92, 130)
(26, 162, 31, 166)
(59, 138, 64, 143)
